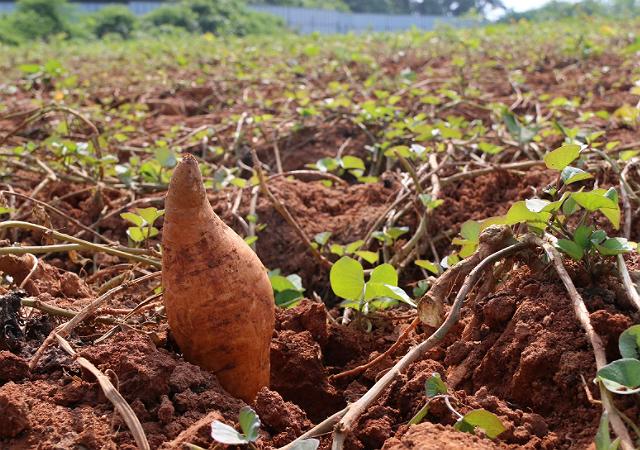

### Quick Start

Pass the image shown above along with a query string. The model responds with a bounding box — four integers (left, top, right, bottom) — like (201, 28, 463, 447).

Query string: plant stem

(0, 221, 161, 268)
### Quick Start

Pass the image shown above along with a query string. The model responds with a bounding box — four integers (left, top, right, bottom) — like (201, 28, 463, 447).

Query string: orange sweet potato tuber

(162, 154, 275, 402)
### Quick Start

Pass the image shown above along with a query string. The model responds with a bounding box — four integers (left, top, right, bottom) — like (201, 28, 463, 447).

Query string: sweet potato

(162, 154, 274, 402)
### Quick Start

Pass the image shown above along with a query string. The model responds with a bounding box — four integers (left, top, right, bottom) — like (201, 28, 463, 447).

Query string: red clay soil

(0, 251, 637, 450)
(1, 162, 639, 449)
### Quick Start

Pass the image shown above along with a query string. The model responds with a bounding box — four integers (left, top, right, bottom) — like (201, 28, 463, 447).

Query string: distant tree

(343, 0, 505, 15)
(501, 0, 620, 22)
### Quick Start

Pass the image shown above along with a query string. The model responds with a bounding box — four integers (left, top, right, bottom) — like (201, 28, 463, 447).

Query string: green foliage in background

(0, 0, 285, 45)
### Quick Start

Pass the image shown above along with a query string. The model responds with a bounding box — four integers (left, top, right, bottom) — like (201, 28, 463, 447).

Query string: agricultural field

(0, 17, 640, 450)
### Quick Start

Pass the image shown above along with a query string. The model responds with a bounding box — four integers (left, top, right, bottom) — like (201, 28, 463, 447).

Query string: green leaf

(419, 194, 444, 210)
(369, 264, 398, 286)
(562, 196, 579, 215)
(572, 190, 620, 229)
(574, 225, 594, 249)
(595, 238, 633, 256)
(525, 198, 550, 213)
(147, 227, 159, 238)
(441, 253, 460, 269)
(121, 212, 144, 227)
(382, 284, 416, 307)
(244, 236, 258, 245)
(289, 439, 320, 450)
(556, 239, 584, 260)
(544, 144, 581, 170)
(270, 275, 297, 293)
(503, 111, 521, 137)
(505, 201, 551, 226)
(415, 260, 440, 275)
(541, 195, 568, 213)
(597, 358, 640, 394)
(275, 290, 304, 308)
(314, 231, 332, 246)
(561, 166, 593, 185)
(345, 240, 365, 254)
(230, 177, 247, 188)
(408, 403, 430, 425)
(341, 155, 365, 170)
(454, 418, 476, 434)
(454, 409, 506, 439)
(619, 325, 640, 359)
(620, 150, 639, 161)
(316, 157, 339, 172)
(238, 406, 260, 442)
(155, 147, 177, 168)
(330, 244, 344, 256)
(186, 445, 208, 450)
(387, 227, 409, 240)
(126, 227, 145, 243)
(330, 256, 365, 300)
(460, 221, 480, 243)
(478, 142, 504, 154)
(357, 176, 379, 184)
(385, 145, 411, 158)
(356, 250, 379, 264)
(210, 420, 249, 445)
(571, 191, 617, 211)
(591, 230, 608, 245)
(137, 207, 164, 226)
(425, 373, 447, 398)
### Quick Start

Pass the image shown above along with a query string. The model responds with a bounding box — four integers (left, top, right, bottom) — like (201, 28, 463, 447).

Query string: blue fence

(251, 5, 474, 33)
(0, 2, 476, 34)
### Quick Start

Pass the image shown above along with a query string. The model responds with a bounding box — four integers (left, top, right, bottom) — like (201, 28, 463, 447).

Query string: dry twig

(29, 272, 161, 369)
(54, 334, 150, 450)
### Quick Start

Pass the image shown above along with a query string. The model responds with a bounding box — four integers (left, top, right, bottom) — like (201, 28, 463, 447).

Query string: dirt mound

(383, 422, 504, 450)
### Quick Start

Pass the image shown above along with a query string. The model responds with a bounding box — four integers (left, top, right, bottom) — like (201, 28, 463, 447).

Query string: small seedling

(210, 406, 261, 447)
(330, 256, 415, 314)
(592, 325, 640, 449)
(120, 207, 164, 246)
(448, 143, 635, 272)
(312, 232, 379, 264)
(268, 269, 306, 308)
(596, 325, 640, 395)
(190, 406, 319, 450)
(410, 373, 506, 440)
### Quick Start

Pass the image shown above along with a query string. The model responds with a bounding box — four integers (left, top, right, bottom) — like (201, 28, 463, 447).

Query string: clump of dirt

(0, 330, 248, 449)
(383, 421, 504, 450)
(240, 177, 395, 289)
(255, 387, 312, 447)
(0, 351, 29, 383)
(271, 329, 344, 422)
(0, 254, 92, 299)
(433, 169, 556, 233)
